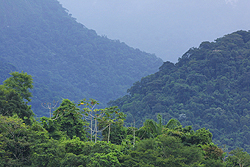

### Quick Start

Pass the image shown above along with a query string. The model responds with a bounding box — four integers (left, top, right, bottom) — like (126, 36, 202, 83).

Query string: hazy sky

(58, 0, 250, 62)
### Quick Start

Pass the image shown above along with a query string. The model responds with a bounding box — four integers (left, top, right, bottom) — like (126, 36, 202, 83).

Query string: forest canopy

(1, 72, 249, 166)
(1, 0, 250, 165)
(109, 30, 250, 152)
(0, 0, 163, 117)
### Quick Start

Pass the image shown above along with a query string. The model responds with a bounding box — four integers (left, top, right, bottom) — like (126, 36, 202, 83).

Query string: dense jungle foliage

(1, 73, 250, 167)
(109, 30, 250, 152)
(0, 0, 162, 117)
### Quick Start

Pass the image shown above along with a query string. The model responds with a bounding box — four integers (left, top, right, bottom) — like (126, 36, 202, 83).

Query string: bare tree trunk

(95, 118, 97, 143)
(108, 124, 111, 143)
(41, 101, 58, 119)
(90, 110, 93, 142)
(133, 119, 135, 147)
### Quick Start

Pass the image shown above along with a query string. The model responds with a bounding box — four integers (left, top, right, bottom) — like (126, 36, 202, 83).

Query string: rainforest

(0, 72, 249, 166)
(110, 31, 250, 153)
(1, 0, 250, 166)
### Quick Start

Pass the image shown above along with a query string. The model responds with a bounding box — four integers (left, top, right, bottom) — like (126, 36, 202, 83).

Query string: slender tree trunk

(133, 119, 135, 147)
(49, 107, 51, 119)
(95, 118, 97, 143)
(108, 124, 111, 143)
(90, 115, 92, 142)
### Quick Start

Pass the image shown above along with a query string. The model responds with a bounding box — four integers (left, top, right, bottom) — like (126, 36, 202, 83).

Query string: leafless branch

(41, 100, 59, 118)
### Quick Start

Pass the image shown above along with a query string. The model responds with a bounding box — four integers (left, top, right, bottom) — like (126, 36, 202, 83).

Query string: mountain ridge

(109, 30, 250, 151)
(0, 0, 163, 117)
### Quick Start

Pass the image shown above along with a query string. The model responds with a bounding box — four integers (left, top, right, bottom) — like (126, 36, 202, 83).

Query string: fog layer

(58, 0, 250, 62)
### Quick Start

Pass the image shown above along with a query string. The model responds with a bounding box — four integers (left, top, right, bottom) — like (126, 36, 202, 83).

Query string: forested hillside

(0, 0, 162, 117)
(109, 30, 250, 152)
(1, 72, 249, 166)
(0, 59, 16, 83)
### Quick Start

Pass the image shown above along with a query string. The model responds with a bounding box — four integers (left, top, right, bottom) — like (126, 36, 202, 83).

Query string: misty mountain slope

(0, 59, 17, 83)
(0, 0, 163, 117)
(109, 30, 250, 151)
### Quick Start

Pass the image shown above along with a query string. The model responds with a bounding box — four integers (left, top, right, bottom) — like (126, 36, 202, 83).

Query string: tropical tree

(79, 99, 125, 143)
(99, 106, 126, 143)
(165, 118, 181, 129)
(101, 119, 127, 145)
(136, 114, 164, 140)
(226, 148, 250, 167)
(41, 99, 88, 141)
(3, 71, 33, 102)
(0, 115, 33, 166)
(119, 134, 204, 167)
(0, 72, 34, 124)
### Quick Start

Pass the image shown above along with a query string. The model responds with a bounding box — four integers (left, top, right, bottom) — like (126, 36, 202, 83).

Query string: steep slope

(0, 0, 163, 117)
(109, 30, 250, 152)
(0, 59, 17, 83)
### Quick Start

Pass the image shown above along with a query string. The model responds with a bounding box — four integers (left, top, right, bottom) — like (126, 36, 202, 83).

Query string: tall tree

(0, 87, 33, 124)
(0, 72, 34, 124)
(4, 71, 33, 102)
(41, 99, 88, 141)
(226, 148, 250, 167)
(79, 99, 125, 143)
(0, 115, 32, 166)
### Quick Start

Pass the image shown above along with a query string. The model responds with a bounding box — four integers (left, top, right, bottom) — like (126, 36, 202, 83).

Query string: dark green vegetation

(0, 0, 163, 117)
(2, 0, 250, 165)
(109, 30, 250, 152)
(1, 73, 250, 166)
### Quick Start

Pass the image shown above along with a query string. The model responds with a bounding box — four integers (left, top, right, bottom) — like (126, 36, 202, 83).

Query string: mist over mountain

(0, 0, 162, 117)
(58, 0, 250, 62)
(2, 0, 250, 164)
